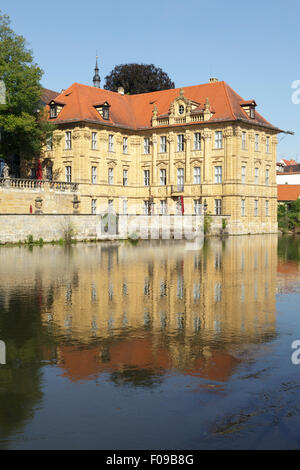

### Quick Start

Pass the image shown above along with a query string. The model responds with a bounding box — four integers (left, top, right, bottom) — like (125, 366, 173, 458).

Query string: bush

(26, 234, 34, 245)
(204, 214, 212, 236)
(62, 222, 76, 244)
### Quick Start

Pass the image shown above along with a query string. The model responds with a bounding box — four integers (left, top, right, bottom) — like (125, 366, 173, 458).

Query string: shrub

(204, 214, 212, 236)
(26, 234, 34, 245)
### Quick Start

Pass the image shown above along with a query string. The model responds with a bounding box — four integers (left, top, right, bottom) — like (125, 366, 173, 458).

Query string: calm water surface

(0, 235, 300, 449)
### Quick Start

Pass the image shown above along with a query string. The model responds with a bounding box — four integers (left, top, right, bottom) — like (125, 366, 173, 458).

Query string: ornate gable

(152, 88, 214, 127)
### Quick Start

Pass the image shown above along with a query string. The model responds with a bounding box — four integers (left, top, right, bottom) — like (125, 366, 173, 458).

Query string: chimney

(118, 87, 124, 95)
(209, 77, 218, 83)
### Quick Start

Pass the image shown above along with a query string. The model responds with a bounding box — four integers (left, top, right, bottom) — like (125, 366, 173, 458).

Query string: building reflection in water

(0, 235, 278, 387)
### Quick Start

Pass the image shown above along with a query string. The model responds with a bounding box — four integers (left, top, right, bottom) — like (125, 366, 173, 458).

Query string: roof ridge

(222, 82, 236, 120)
(73, 83, 84, 120)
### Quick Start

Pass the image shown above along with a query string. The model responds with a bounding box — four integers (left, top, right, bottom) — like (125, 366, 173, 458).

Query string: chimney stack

(118, 87, 124, 95)
(209, 77, 218, 83)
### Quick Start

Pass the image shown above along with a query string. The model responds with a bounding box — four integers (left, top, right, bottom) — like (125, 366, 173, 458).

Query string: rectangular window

(108, 199, 114, 213)
(123, 137, 128, 153)
(91, 166, 97, 184)
(194, 199, 202, 215)
(65, 131, 71, 150)
(123, 199, 128, 215)
(46, 135, 53, 151)
(160, 200, 167, 215)
(144, 138, 150, 154)
(91, 132, 97, 150)
(143, 200, 150, 215)
(108, 134, 114, 152)
(194, 132, 201, 150)
(160, 136, 167, 153)
(215, 131, 222, 149)
(255, 167, 259, 184)
(241, 199, 245, 217)
(265, 200, 269, 216)
(266, 136, 270, 153)
(194, 167, 201, 184)
(46, 166, 53, 181)
(144, 170, 150, 186)
(50, 105, 57, 118)
(177, 134, 184, 152)
(241, 165, 246, 184)
(123, 169, 128, 186)
(254, 199, 258, 216)
(160, 168, 166, 186)
(255, 133, 259, 151)
(214, 166, 222, 183)
(65, 166, 71, 183)
(108, 167, 114, 185)
(265, 168, 270, 185)
(215, 199, 222, 215)
(177, 168, 184, 190)
(91, 199, 97, 214)
(242, 131, 246, 150)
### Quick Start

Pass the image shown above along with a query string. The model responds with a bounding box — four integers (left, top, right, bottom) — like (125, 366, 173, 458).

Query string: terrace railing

(0, 178, 79, 192)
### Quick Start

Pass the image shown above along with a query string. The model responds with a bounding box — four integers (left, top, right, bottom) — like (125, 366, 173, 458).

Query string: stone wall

(0, 181, 77, 214)
(0, 214, 204, 243)
(207, 215, 278, 236)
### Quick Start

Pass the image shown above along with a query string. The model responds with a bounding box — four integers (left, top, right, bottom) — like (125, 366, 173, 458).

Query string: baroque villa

(23, 65, 281, 235)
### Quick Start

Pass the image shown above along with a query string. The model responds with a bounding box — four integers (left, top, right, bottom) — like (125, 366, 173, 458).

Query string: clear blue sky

(1, 0, 299, 159)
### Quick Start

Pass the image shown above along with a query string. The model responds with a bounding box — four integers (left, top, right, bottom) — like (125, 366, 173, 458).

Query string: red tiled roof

(282, 159, 297, 166)
(240, 99, 257, 106)
(278, 185, 300, 201)
(41, 87, 59, 105)
(47, 81, 279, 131)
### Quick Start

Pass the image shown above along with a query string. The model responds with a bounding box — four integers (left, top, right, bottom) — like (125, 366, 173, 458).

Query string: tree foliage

(0, 11, 54, 161)
(278, 199, 300, 231)
(104, 63, 175, 95)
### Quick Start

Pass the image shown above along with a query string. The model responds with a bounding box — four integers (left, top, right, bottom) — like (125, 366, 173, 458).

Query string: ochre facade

(23, 80, 280, 234)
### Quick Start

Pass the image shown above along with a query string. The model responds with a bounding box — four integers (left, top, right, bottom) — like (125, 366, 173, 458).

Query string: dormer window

(178, 105, 184, 115)
(50, 104, 57, 118)
(94, 101, 110, 120)
(102, 105, 109, 120)
(240, 100, 257, 119)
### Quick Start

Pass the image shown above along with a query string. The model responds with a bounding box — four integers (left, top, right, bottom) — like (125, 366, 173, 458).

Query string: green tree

(278, 199, 300, 231)
(0, 11, 54, 161)
(104, 63, 175, 95)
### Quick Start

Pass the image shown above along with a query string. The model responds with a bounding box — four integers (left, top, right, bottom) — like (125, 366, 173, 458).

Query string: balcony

(0, 177, 79, 192)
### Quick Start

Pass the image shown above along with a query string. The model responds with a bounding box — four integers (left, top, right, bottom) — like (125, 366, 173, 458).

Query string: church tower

(93, 57, 101, 88)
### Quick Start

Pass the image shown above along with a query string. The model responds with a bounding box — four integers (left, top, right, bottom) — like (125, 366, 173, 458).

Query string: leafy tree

(0, 11, 54, 161)
(104, 63, 175, 95)
(278, 199, 300, 231)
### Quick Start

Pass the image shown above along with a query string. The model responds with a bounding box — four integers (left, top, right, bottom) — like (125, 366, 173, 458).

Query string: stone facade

(19, 81, 280, 235)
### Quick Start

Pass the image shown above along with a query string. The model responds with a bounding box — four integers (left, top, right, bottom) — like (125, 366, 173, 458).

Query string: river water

(0, 235, 300, 449)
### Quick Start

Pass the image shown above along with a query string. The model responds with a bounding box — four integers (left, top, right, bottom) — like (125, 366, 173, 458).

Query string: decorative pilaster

(224, 127, 234, 182)
(202, 129, 211, 183)
(167, 133, 175, 184)
(151, 134, 157, 184)
(185, 131, 191, 183)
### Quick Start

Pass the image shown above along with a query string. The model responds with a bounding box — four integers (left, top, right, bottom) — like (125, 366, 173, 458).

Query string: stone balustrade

(0, 178, 79, 192)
